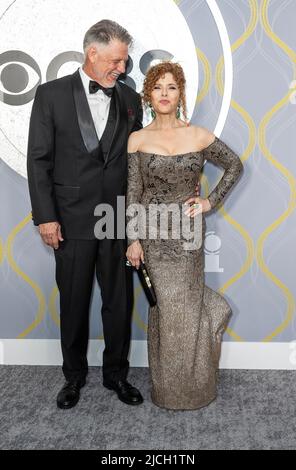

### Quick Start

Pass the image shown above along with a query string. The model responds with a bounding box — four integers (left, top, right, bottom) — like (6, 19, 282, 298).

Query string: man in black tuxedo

(27, 19, 143, 409)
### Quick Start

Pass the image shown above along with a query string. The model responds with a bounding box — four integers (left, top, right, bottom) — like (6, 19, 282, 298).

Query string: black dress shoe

(57, 379, 86, 409)
(103, 379, 144, 406)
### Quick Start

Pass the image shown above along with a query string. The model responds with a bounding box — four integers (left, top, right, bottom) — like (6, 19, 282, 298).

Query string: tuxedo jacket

(27, 69, 143, 239)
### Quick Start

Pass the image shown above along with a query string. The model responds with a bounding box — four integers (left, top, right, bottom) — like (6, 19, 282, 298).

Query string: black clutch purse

(125, 260, 157, 307)
(137, 261, 157, 307)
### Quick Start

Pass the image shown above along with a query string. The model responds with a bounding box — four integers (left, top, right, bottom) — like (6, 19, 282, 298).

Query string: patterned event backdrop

(0, 0, 296, 365)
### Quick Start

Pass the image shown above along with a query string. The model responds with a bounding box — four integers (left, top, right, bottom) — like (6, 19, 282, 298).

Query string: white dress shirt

(79, 67, 112, 140)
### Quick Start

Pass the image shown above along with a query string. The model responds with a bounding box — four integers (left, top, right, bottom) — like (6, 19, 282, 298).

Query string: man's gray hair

(83, 19, 133, 52)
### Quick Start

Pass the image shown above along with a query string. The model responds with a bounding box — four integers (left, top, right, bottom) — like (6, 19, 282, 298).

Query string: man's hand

(38, 222, 64, 250)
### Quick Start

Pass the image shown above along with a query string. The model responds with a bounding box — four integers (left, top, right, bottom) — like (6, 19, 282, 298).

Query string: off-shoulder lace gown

(126, 136, 243, 410)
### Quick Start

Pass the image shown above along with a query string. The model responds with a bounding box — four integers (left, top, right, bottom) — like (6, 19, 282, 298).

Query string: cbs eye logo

(0, 48, 174, 106)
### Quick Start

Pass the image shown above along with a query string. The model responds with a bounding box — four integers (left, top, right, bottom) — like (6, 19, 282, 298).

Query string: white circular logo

(0, 0, 232, 179)
(0, 0, 198, 178)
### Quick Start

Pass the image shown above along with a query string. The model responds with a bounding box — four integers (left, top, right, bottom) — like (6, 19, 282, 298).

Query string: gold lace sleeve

(126, 152, 144, 246)
(203, 136, 244, 210)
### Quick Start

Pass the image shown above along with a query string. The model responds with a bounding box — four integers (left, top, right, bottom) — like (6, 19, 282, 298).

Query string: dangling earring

(149, 103, 156, 119)
(176, 103, 181, 119)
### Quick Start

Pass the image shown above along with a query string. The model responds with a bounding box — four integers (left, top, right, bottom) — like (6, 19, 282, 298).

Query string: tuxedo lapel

(72, 70, 99, 155)
(104, 81, 128, 167)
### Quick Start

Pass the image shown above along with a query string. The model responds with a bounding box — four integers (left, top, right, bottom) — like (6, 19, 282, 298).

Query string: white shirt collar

(79, 66, 110, 99)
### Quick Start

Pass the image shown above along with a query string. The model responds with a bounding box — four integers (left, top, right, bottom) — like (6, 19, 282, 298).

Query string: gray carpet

(0, 366, 295, 450)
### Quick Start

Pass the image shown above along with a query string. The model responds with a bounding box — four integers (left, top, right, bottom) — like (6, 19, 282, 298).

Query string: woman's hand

(126, 240, 144, 269)
(195, 181, 200, 197)
(184, 196, 211, 217)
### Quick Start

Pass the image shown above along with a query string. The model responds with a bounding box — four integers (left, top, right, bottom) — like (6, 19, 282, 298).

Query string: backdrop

(1, 0, 296, 368)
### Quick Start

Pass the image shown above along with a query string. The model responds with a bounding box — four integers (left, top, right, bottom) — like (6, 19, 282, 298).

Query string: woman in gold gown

(126, 62, 243, 410)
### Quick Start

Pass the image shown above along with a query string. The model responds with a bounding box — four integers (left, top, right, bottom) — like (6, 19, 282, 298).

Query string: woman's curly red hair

(142, 61, 187, 121)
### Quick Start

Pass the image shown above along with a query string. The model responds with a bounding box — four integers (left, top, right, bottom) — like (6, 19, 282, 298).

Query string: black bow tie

(89, 80, 113, 97)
